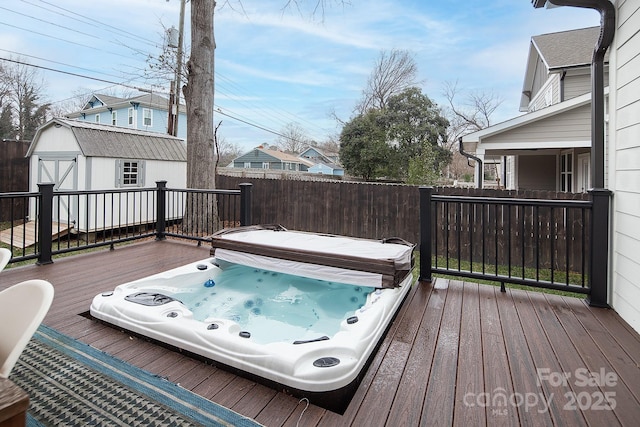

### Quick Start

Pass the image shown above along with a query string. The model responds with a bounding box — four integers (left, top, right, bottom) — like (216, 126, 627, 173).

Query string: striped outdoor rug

(10, 325, 262, 427)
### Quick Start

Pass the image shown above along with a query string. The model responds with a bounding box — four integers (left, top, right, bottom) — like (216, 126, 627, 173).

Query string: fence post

(239, 183, 252, 226)
(419, 186, 433, 282)
(587, 188, 612, 307)
(37, 183, 54, 265)
(156, 181, 167, 240)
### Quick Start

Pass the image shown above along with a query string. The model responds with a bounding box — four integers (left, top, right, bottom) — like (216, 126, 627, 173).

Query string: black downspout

(459, 137, 483, 189)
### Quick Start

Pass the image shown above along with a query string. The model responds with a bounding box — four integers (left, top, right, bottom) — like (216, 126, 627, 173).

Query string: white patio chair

(0, 279, 54, 378)
(0, 248, 11, 272)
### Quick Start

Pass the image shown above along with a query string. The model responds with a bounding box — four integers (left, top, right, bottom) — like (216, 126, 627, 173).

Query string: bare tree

(316, 135, 340, 155)
(0, 58, 50, 141)
(48, 87, 106, 118)
(442, 80, 502, 151)
(442, 81, 503, 181)
(181, 0, 346, 232)
(355, 49, 419, 115)
(275, 122, 311, 153)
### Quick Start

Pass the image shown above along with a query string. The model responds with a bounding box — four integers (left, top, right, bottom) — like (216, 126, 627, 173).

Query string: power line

(0, 49, 137, 83)
(4, 3, 334, 143)
(2, 55, 317, 144)
(22, 0, 159, 47)
(0, 5, 98, 39)
(0, 57, 152, 94)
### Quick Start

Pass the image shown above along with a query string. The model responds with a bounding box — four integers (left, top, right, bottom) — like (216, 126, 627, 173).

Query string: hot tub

(90, 226, 415, 407)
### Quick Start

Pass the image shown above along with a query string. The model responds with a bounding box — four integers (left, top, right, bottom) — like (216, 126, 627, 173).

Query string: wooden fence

(216, 174, 589, 271)
(0, 139, 30, 222)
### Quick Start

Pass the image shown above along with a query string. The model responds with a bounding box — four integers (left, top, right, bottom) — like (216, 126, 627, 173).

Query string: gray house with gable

(462, 27, 607, 192)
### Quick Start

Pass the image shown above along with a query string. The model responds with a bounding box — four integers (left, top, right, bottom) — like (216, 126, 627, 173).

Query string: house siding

(517, 155, 556, 191)
(564, 72, 593, 100)
(609, 0, 640, 333)
(482, 103, 591, 144)
(234, 150, 281, 169)
(530, 74, 559, 111)
(72, 95, 187, 139)
(530, 56, 548, 102)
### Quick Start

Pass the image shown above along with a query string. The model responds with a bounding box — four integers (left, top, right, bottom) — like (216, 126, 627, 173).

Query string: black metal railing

(0, 191, 40, 261)
(0, 181, 252, 265)
(419, 187, 610, 307)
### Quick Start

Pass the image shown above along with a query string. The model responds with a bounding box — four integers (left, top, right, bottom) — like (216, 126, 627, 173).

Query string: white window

(262, 162, 270, 169)
(560, 151, 573, 192)
(117, 160, 145, 187)
(128, 107, 135, 126)
(111, 111, 117, 125)
(243, 162, 251, 168)
(142, 108, 152, 127)
(123, 161, 139, 185)
(95, 114, 100, 123)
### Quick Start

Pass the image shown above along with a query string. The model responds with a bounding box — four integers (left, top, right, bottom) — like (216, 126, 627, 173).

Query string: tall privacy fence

(216, 175, 590, 244)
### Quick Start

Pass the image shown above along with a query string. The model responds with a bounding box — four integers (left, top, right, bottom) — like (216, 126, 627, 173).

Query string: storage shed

(26, 118, 186, 233)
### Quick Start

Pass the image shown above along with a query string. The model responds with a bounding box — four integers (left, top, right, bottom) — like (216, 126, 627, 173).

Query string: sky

(1, 0, 601, 151)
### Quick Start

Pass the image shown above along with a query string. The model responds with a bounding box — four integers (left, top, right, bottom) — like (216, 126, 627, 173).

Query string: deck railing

(0, 181, 252, 265)
(419, 187, 611, 307)
(2, 180, 610, 306)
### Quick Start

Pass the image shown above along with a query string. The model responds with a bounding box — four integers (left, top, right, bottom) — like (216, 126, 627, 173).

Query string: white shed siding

(609, 0, 640, 333)
(74, 157, 185, 232)
(31, 125, 78, 152)
(28, 119, 187, 234)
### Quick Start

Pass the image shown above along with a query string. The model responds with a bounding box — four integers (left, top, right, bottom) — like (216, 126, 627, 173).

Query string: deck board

(0, 221, 72, 248)
(422, 279, 464, 427)
(453, 282, 485, 427)
(1, 239, 639, 426)
(387, 274, 447, 426)
(497, 287, 554, 427)
(512, 290, 586, 426)
(478, 285, 519, 427)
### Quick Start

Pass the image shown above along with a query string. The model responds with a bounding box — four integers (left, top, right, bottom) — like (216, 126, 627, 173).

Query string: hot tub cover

(210, 225, 414, 288)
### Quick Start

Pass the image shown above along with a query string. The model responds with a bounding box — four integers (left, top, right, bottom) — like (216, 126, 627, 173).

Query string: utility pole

(173, 0, 186, 137)
(167, 0, 186, 137)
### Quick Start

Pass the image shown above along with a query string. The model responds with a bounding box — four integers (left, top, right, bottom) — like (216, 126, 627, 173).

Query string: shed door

(37, 155, 78, 224)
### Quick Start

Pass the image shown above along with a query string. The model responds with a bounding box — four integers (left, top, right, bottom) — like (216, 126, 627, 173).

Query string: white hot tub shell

(90, 226, 415, 397)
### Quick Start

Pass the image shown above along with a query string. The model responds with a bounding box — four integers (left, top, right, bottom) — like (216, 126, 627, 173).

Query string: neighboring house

(530, 1, 640, 334)
(299, 146, 344, 176)
(232, 145, 314, 172)
(308, 162, 344, 176)
(299, 146, 340, 165)
(462, 27, 608, 192)
(66, 93, 187, 139)
(26, 118, 186, 232)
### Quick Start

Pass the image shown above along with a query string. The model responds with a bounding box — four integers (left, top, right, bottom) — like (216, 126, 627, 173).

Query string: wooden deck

(0, 221, 72, 248)
(1, 239, 639, 426)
